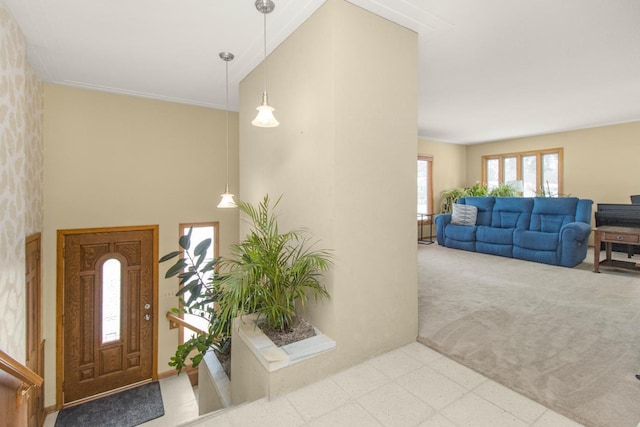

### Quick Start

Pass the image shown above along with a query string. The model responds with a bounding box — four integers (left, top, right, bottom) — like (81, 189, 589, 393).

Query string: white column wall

(239, 0, 418, 383)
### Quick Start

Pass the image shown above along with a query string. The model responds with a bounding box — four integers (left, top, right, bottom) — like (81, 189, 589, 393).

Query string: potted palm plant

(160, 194, 333, 374)
(220, 195, 335, 404)
(216, 194, 332, 337)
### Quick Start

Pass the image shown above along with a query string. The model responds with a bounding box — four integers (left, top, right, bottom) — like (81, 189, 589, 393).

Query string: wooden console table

(593, 226, 640, 273)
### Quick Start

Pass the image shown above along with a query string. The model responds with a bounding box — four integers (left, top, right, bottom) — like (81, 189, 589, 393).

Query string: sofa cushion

(491, 197, 533, 229)
(445, 223, 477, 241)
(451, 203, 478, 225)
(477, 225, 514, 244)
(514, 229, 559, 251)
(458, 197, 495, 226)
(530, 197, 578, 233)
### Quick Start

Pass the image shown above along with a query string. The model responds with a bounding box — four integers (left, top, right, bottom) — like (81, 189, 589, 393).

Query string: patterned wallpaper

(0, 2, 43, 363)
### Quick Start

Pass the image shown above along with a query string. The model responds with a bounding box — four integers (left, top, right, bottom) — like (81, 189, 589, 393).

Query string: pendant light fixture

(252, 0, 279, 128)
(217, 51, 237, 209)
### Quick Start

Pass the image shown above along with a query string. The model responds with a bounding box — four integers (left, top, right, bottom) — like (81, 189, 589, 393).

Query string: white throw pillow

(451, 203, 478, 226)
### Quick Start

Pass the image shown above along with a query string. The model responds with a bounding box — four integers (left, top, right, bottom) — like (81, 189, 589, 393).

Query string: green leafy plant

(489, 182, 520, 197)
(160, 228, 228, 372)
(215, 194, 333, 333)
(467, 182, 489, 197)
(440, 187, 471, 213)
(440, 182, 520, 213)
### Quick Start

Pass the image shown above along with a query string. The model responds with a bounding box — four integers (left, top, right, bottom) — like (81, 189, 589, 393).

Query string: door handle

(144, 314, 151, 321)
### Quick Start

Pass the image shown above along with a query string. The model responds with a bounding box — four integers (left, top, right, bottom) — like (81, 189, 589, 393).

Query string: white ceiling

(4, 0, 640, 144)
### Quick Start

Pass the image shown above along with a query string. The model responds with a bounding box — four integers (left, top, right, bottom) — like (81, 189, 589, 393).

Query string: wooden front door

(25, 233, 44, 426)
(59, 226, 157, 404)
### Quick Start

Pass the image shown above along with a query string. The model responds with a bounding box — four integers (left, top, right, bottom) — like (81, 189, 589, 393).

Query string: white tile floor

(43, 342, 585, 427)
(184, 342, 585, 427)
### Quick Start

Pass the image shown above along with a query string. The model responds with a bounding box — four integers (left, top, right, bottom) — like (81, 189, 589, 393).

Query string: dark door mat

(55, 381, 164, 427)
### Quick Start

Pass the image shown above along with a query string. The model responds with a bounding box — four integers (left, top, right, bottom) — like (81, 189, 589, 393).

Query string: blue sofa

(435, 197, 593, 267)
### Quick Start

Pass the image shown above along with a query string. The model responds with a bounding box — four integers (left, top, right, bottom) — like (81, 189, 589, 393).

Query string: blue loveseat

(435, 197, 593, 267)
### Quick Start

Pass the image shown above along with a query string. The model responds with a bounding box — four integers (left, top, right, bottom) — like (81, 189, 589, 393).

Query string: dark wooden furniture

(594, 203, 640, 256)
(593, 226, 640, 273)
(417, 213, 434, 244)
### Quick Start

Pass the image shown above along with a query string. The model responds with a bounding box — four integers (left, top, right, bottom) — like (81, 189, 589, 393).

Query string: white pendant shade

(252, 93, 279, 127)
(253, 0, 279, 128)
(217, 184, 237, 208)
(217, 193, 237, 208)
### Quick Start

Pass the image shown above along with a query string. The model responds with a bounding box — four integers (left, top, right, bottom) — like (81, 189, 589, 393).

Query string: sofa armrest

(434, 214, 451, 246)
(558, 222, 592, 267)
(560, 222, 591, 243)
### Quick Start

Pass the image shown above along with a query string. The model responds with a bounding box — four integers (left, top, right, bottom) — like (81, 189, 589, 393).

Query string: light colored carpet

(418, 244, 640, 427)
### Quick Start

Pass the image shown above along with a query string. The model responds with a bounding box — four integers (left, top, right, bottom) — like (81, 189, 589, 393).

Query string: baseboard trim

(157, 369, 177, 380)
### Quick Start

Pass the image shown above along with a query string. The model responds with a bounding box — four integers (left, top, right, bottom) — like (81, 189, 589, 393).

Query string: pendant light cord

(225, 59, 230, 186)
(263, 11, 268, 92)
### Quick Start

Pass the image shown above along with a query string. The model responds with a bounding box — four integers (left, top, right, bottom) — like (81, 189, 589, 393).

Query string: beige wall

(42, 84, 239, 406)
(239, 0, 418, 391)
(0, 3, 44, 363)
(419, 138, 467, 214)
(9, 0, 636, 409)
(465, 121, 640, 210)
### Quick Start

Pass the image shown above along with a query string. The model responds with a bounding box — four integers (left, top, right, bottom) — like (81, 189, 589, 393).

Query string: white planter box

(230, 314, 336, 404)
(197, 350, 231, 415)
